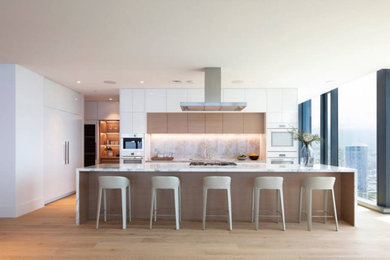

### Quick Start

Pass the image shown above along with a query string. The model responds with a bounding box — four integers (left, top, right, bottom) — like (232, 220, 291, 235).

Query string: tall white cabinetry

(266, 89, 298, 126)
(43, 79, 83, 204)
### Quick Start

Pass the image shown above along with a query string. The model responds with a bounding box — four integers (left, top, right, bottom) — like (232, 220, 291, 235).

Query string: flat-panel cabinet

(245, 89, 267, 112)
(120, 112, 133, 133)
(168, 113, 188, 133)
(133, 112, 146, 133)
(188, 113, 205, 133)
(205, 113, 223, 133)
(120, 89, 133, 112)
(187, 89, 204, 102)
(244, 113, 265, 133)
(267, 89, 283, 112)
(223, 113, 243, 133)
(167, 89, 187, 112)
(132, 89, 145, 112)
(147, 113, 167, 133)
(223, 89, 245, 102)
(145, 89, 166, 112)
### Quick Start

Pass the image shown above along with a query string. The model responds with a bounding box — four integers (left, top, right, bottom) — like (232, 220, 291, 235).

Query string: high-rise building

(345, 145, 368, 194)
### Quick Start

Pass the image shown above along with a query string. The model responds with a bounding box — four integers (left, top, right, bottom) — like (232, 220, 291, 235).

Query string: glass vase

(300, 144, 314, 167)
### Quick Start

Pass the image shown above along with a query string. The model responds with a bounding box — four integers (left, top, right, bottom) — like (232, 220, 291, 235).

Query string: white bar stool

(96, 176, 131, 230)
(202, 176, 232, 231)
(150, 176, 181, 230)
(298, 176, 339, 231)
(251, 176, 286, 231)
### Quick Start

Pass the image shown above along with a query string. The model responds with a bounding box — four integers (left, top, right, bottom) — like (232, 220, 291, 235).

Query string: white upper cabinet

(120, 89, 133, 113)
(120, 112, 133, 133)
(84, 101, 98, 120)
(145, 89, 167, 112)
(44, 78, 82, 115)
(98, 101, 119, 120)
(244, 89, 267, 112)
(187, 88, 204, 102)
(282, 89, 298, 112)
(132, 89, 145, 112)
(167, 89, 187, 112)
(133, 112, 146, 133)
(222, 88, 246, 102)
(266, 89, 283, 112)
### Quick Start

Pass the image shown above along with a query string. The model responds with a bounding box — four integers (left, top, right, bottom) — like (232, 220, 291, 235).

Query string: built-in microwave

(120, 134, 145, 157)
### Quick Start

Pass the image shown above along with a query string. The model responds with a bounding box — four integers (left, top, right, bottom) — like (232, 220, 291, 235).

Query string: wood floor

(0, 195, 389, 259)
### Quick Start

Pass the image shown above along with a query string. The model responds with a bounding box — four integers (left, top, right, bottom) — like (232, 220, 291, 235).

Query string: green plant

(290, 128, 322, 147)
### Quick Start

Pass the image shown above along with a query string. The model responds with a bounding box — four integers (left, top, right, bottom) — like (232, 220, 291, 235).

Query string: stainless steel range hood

(180, 68, 247, 111)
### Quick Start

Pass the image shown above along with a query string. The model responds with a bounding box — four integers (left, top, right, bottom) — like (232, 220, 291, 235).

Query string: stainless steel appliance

(120, 134, 144, 164)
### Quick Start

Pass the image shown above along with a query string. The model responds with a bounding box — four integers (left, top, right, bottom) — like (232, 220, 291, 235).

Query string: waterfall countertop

(77, 162, 356, 173)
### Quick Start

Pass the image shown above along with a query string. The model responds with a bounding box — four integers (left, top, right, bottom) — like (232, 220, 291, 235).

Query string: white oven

(266, 123, 298, 152)
(120, 134, 145, 159)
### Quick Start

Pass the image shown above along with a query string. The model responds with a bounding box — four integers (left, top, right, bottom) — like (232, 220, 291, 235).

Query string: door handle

(64, 141, 67, 164)
(67, 141, 70, 165)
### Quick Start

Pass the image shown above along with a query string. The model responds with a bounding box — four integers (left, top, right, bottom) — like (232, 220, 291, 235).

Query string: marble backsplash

(148, 134, 265, 161)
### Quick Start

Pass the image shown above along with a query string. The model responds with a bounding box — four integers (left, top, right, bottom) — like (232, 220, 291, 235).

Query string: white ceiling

(0, 0, 390, 100)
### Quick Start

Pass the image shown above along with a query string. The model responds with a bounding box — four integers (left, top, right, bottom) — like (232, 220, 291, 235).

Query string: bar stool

(96, 176, 131, 230)
(202, 176, 232, 231)
(251, 176, 286, 231)
(298, 176, 339, 231)
(150, 176, 181, 230)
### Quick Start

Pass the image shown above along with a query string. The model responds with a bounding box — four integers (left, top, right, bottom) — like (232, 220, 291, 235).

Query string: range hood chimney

(180, 67, 247, 111)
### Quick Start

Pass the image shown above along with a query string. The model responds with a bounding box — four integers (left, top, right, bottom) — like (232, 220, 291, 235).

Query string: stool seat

(202, 176, 232, 231)
(96, 176, 131, 230)
(150, 176, 181, 230)
(299, 177, 339, 231)
(251, 176, 286, 231)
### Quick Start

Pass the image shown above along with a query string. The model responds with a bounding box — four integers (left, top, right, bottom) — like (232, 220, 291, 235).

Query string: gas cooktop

(189, 161, 237, 167)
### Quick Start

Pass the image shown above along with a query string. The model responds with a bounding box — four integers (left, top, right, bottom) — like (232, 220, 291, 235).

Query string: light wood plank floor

(0, 195, 390, 259)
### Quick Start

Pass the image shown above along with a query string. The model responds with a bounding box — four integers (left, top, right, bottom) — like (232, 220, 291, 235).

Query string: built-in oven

(120, 134, 145, 163)
(266, 123, 298, 152)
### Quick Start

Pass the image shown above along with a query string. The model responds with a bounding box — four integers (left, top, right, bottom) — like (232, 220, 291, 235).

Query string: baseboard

(0, 205, 16, 218)
(358, 199, 390, 213)
(15, 197, 44, 217)
(44, 191, 75, 205)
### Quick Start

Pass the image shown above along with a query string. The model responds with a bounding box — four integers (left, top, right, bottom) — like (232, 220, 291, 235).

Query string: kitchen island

(76, 163, 356, 226)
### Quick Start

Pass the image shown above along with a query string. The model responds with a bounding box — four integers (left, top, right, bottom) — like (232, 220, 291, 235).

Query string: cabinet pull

(64, 141, 67, 164)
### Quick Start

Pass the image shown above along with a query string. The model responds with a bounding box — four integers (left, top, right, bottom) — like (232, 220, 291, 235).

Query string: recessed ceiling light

(140, 80, 144, 84)
(172, 80, 182, 83)
(108, 98, 113, 101)
(104, 80, 116, 84)
(76, 81, 81, 84)
(186, 80, 193, 84)
(232, 80, 244, 84)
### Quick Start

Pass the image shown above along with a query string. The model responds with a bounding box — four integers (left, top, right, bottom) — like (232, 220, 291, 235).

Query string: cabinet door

(243, 113, 265, 133)
(167, 89, 187, 112)
(120, 89, 133, 112)
(145, 89, 166, 112)
(187, 88, 204, 102)
(132, 89, 145, 112)
(84, 101, 98, 120)
(223, 89, 245, 102)
(133, 113, 146, 133)
(147, 113, 167, 133)
(267, 89, 283, 112)
(120, 112, 133, 133)
(282, 89, 298, 112)
(223, 113, 243, 133)
(205, 113, 223, 133)
(67, 113, 82, 194)
(98, 101, 119, 120)
(188, 113, 205, 133)
(245, 89, 267, 112)
(168, 113, 188, 133)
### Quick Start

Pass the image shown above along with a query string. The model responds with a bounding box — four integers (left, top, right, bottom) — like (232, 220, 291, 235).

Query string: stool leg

(307, 189, 312, 231)
(276, 189, 280, 223)
(121, 188, 127, 230)
(174, 188, 180, 230)
(128, 186, 132, 222)
(227, 188, 232, 231)
(251, 186, 254, 223)
(179, 185, 182, 222)
(323, 190, 328, 224)
(202, 187, 207, 230)
(153, 191, 157, 222)
(103, 189, 107, 222)
(96, 187, 103, 230)
(150, 189, 155, 229)
(255, 188, 260, 231)
(331, 189, 339, 231)
(298, 186, 303, 223)
(280, 189, 286, 231)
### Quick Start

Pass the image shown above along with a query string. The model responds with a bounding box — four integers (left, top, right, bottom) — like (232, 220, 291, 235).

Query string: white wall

(0, 64, 16, 217)
(14, 65, 44, 216)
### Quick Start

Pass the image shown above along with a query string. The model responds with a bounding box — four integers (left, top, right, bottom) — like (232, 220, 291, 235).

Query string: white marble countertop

(77, 162, 356, 173)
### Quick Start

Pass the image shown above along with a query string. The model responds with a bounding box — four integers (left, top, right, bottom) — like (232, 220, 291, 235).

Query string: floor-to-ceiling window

(311, 96, 321, 164)
(338, 73, 377, 203)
